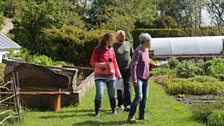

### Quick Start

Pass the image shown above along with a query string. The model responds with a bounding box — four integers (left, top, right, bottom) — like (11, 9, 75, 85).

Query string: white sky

(201, 8, 212, 26)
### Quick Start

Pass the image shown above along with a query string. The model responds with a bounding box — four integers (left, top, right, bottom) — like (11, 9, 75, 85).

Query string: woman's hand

(104, 62, 110, 68)
(133, 80, 137, 87)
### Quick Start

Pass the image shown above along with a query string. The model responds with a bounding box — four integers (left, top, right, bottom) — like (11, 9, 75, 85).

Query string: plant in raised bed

(176, 63, 203, 78)
(207, 110, 224, 126)
(168, 57, 180, 69)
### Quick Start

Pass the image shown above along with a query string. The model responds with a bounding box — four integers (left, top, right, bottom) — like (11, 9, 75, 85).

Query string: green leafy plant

(191, 103, 213, 123)
(150, 67, 176, 76)
(168, 57, 180, 69)
(203, 58, 224, 79)
(8, 48, 69, 66)
(189, 76, 219, 83)
(207, 110, 224, 126)
(166, 80, 224, 95)
(190, 102, 224, 124)
(176, 63, 203, 78)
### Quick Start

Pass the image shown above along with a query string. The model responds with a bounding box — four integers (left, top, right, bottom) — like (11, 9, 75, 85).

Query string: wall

(0, 50, 8, 63)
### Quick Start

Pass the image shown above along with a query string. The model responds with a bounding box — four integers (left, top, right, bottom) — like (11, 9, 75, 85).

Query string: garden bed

(151, 58, 224, 125)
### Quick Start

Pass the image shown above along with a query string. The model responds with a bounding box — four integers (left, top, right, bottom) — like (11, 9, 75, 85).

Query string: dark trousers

(117, 68, 132, 107)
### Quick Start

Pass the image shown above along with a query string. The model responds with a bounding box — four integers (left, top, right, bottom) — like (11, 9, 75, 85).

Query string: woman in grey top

(128, 33, 157, 123)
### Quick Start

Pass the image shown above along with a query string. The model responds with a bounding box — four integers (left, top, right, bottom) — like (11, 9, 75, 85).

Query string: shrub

(150, 67, 176, 76)
(190, 103, 224, 125)
(176, 63, 203, 78)
(42, 25, 107, 66)
(189, 76, 219, 83)
(151, 75, 173, 86)
(9, 48, 69, 66)
(191, 103, 213, 123)
(207, 110, 224, 126)
(168, 58, 180, 69)
(166, 80, 224, 95)
(203, 58, 224, 79)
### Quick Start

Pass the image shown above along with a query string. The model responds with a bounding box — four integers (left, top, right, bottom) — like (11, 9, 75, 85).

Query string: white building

(0, 32, 21, 63)
(151, 36, 224, 56)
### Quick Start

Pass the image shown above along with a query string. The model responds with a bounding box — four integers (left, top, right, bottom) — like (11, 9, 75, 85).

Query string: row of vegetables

(151, 58, 224, 126)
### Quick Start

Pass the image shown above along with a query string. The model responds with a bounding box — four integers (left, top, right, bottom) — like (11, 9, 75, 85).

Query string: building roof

(0, 32, 21, 50)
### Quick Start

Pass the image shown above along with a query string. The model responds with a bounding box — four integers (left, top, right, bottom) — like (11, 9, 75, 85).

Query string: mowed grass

(2, 80, 202, 126)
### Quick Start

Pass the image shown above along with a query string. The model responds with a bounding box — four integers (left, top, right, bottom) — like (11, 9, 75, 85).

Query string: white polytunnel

(151, 36, 224, 55)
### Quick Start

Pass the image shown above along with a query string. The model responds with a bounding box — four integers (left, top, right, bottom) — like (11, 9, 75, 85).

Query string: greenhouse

(0, 32, 21, 63)
(151, 36, 224, 55)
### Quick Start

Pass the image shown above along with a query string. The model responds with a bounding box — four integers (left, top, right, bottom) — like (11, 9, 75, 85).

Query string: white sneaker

(118, 105, 124, 110)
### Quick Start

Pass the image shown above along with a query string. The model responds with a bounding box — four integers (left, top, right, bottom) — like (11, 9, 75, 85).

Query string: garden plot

(151, 58, 224, 125)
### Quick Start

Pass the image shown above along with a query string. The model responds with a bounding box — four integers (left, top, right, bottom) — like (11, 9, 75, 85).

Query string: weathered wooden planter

(1, 59, 95, 111)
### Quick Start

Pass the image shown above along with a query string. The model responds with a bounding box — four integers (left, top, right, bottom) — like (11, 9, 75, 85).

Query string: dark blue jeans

(128, 78, 148, 118)
(117, 68, 132, 107)
(95, 79, 116, 102)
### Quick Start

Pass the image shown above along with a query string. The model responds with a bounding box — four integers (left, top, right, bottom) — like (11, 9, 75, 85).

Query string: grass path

(4, 81, 202, 126)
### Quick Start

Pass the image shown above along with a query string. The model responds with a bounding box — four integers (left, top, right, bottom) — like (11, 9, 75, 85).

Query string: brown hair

(98, 33, 115, 48)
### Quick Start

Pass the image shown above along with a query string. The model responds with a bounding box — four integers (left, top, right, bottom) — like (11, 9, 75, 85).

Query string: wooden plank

(50, 95, 61, 112)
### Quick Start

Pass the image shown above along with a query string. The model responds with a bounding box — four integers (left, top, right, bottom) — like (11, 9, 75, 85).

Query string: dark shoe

(94, 100, 101, 118)
(127, 117, 137, 124)
(138, 116, 146, 120)
(124, 105, 131, 111)
(110, 98, 116, 113)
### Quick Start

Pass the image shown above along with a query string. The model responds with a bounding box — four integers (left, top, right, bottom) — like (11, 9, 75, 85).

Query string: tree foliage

(11, 0, 64, 54)
(153, 15, 179, 28)
(206, 0, 224, 26)
(156, 0, 205, 28)
(0, 11, 5, 28)
(86, 0, 156, 39)
(42, 25, 107, 66)
(3, 0, 224, 67)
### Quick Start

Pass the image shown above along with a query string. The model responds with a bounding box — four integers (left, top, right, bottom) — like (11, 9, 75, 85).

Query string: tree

(206, 0, 224, 26)
(42, 25, 105, 66)
(11, 0, 64, 54)
(153, 15, 179, 28)
(0, 11, 5, 29)
(86, 0, 156, 39)
(156, 0, 205, 28)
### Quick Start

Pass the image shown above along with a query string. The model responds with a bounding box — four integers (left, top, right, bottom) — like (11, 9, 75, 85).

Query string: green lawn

(2, 81, 202, 126)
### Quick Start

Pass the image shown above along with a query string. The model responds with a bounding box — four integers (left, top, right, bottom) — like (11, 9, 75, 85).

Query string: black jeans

(117, 68, 132, 107)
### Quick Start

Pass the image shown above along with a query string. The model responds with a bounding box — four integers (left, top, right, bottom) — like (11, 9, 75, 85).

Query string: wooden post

(50, 89, 61, 112)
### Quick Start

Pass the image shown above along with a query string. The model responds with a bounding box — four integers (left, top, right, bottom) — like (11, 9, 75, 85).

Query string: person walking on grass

(128, 33, 158, 123)
(113, 30, 134, 111)
(90, 33, 122, 117)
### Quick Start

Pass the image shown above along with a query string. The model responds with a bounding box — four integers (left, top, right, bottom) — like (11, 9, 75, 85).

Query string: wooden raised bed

(1, 60, 94, 112)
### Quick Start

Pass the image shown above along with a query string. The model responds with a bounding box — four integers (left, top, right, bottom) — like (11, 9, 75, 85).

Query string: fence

(0, 73, 21, 124)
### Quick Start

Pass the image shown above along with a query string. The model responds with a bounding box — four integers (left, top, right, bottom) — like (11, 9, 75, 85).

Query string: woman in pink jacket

(90, 33, 122, 117)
